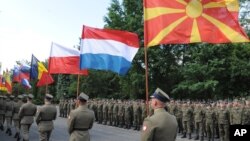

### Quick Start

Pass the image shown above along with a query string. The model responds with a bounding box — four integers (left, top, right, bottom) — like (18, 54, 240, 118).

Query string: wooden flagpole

(76, 74, 80, 97)
(144, 46, 149, 116)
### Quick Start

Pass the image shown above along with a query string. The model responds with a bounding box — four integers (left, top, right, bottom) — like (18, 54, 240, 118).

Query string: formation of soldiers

(168, 98, 250, 141)
(59, 97, 250, 141)
(0, 94, 56, 141)
(59, 98, 146, 131)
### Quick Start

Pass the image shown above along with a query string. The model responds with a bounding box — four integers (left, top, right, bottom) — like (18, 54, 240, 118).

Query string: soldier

(102, 101, 108, 125)
(112, 100, 118, 126)
(107, 100, 113, 126)
(217, 100, 230, 141)
(176, 101, 183, 134)
(67, 92, 95, 141)
(118, 100, 124, 128)
(36, 94, 57, 141)
(18, 94, 37, 141)
(0, 95, 6, 131)
(5, 95, 14, 136)
(12, 95, 23, 141)
(124, 100, 132, 129)
(242, 97, 250, 125)
(205, 104, 216, 141)
(141, 88, 178, 141)
(193, 102, 205, 140)
(97, 100, 103, 124)
(230, 99, 243, 125)
(182, 101, 193, 139)
(63, 99, 69, 118)
(133, 100, 142, 130)
(59, 98, 64, 117)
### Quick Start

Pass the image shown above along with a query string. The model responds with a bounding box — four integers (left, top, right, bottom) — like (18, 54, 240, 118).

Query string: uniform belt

(73, 128, 89, 131)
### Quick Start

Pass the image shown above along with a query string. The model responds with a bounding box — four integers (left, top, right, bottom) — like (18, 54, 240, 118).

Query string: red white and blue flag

(80, 26, 139, 75)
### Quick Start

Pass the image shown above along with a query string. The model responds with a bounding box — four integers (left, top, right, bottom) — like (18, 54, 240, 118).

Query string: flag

(0, 75, 7, 92)
(0, 62, 2, 73)
(30, 54, 54, 86)
(48, 42, 88, 75)
(3, 70, 12, 93)
(225, 0, 239, 20)
(21, 78, 32, 89)
(80, 25, 139, 75)
(36, 72, 54, 87)
(144, 0, 249, 47)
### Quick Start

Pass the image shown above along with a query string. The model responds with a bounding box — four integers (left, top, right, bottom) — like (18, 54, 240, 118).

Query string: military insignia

(143, 125, 147, 131)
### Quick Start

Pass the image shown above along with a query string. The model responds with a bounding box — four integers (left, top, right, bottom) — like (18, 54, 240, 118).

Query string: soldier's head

(44, 94, 53, 103)
(150, 88, 170, 109)
(27, 94, 34, 102)
(77, 92, 89, 105)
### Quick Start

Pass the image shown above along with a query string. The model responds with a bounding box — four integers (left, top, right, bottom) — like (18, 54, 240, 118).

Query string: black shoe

(188, 134, 192, 139)
(9, 129, 12, 136)
(181, 133, 186, 138)
(194, 136, 199, 140)
(14, 133, 18, 138)
(6, 129, 9, 134)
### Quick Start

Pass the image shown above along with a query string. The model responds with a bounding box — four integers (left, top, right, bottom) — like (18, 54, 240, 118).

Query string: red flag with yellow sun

(144, 0, 249, 47)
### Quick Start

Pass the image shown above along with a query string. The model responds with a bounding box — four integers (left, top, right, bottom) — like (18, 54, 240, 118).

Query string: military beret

(150, 88, 170, 103)
(78, 92, 89, 101)
(45, 94, 53, 100)
(27, 94, 34, 99)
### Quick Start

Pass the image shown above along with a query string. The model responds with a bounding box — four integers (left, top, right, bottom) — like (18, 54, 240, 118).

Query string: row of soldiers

(59, 98, 147, 131)
(0, 94, 56, 141)
(168, 98, 250, 141)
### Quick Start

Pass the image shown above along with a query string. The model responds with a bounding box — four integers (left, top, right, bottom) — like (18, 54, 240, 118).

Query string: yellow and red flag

(3, 70, 12, 93)
(144, 0, 249, 47)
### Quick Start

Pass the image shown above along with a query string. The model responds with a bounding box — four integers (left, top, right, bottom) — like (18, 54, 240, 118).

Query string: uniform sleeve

(67, 111, 75, 134)
(141, 118, 155, 141)
(35, 108, 42, 125)
(18, 106, 24, 119)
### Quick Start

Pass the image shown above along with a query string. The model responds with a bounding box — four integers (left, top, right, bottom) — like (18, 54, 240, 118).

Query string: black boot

(6, 128, 9, 134)
(14, 133, 18, 138)
(181, 133, 186, 138)
(8, 129, 12, 136)
(195, 136, 199, 140)
(0, 125, 3, 131)
(188, 133, 192, 139)
(200, 136, 204, 141)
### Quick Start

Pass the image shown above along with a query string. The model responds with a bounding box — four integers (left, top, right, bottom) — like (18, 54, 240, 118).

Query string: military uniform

(182, 103, 193, 139)
(36, 94, 57, 141)
(5, 96, 14, 136)
(0, 96, 6, 131)
(205, 105, 216, 141)
(141, 88, 178, 141)
(12, 95, 23, 140)
(217, 103, 230, 141)
(18, 94, 37, 141)
(68, 92, 95, 141)
(193, 104, 205, 140)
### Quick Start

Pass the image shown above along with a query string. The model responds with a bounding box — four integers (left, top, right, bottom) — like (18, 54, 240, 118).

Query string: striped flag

(80, 25, 139, 75)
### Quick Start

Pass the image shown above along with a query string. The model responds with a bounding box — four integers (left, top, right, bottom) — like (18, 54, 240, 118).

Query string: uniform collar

(154, 108, 166, 113)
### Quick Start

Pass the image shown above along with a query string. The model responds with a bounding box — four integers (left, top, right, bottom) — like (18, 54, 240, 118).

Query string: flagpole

(76, 74, 80, 97)
(144, 46, 149, 116)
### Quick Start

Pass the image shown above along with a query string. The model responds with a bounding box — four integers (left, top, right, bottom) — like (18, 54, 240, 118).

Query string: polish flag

(48, 42, 88, 75)
(80, 25, 139, 75)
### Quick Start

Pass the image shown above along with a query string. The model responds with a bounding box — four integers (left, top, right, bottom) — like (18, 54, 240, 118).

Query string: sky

(0, 0, 112, 73)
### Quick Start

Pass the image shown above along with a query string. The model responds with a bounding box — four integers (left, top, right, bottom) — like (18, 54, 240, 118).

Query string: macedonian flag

(144, 0, 249, 47)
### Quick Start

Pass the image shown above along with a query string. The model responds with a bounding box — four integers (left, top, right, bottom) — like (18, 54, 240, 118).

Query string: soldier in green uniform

(36, 94, 57, 141)
(182, 101, 193, 139)
(5, 95, 14, 136)
(205, 103, 216, 141)
(102, 101, 108, 125)
(12, 95, 23, 141)
(118, 100, 124, 128)
(194, 102, 205, 140)
(124, 100, 132, 129)
(230, 99, 243, 125)
(133, 100, 142, 130)
(0, 95, 6, 131)
(107, 100, 113, 126)
(176, 101, 183, 134)
(141, 88, 177, 141)
(242, 97, 250, 125)
(67, 92, 95, 141)
(112, 100, 118, 126)
(218, 100, 230, 141)
(19, 94, 37, 141)
(59, 98, 64, 117)
(97, 100, 103, 124)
